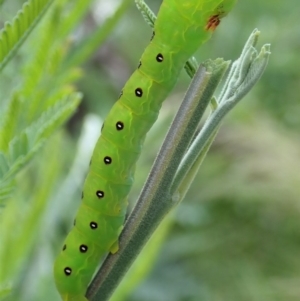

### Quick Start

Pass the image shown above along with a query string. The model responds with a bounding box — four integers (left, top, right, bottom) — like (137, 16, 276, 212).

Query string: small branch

(171, 29, 271, 195)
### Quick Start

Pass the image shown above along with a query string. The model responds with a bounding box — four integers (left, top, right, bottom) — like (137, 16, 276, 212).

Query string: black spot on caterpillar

(156, 53, 164, 62)
(79, 245, 88, 253)
(103, 156, 112, 164)
(64, 267, 72, 276)
(96, 190, 104, 198)
(135, 88, 143, 97)
(116, 121, 124, 130)
(90, 222, 98, 229)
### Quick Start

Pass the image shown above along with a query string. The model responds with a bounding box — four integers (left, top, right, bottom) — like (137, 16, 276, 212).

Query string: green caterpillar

(53, 0, 237, 300)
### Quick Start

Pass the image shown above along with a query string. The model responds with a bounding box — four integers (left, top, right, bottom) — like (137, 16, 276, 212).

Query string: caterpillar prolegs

(53, 0, 237, 300)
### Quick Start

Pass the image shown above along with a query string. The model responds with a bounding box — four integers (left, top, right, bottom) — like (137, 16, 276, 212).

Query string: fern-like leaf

(0, 92, 81, 194)
(0, 94, 22, 153)
(135, 0, 156, 28)
(0, 152, 9, 180)
(0, 0, 54, 71)
(0, 180, 14, 204)
(0, 154, 13, 204)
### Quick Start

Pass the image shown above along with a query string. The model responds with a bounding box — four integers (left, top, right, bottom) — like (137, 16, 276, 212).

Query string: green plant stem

(174, 126, 219, 203)
(87, 64, 224, 301)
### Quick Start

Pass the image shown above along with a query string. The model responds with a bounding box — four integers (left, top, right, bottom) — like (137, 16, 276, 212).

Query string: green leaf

(0, 133, 65, 293)
(0, 92, 81, 193)
(135, 0, 156, 28)
(0, 94, 22, 153)
(0, 0, 55, 71)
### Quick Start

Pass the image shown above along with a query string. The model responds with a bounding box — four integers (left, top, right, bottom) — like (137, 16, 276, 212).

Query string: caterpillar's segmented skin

(53, 0, 237, 300)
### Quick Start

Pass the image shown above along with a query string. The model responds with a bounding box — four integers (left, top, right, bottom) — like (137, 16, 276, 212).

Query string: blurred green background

(0, 0, 300, 300)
